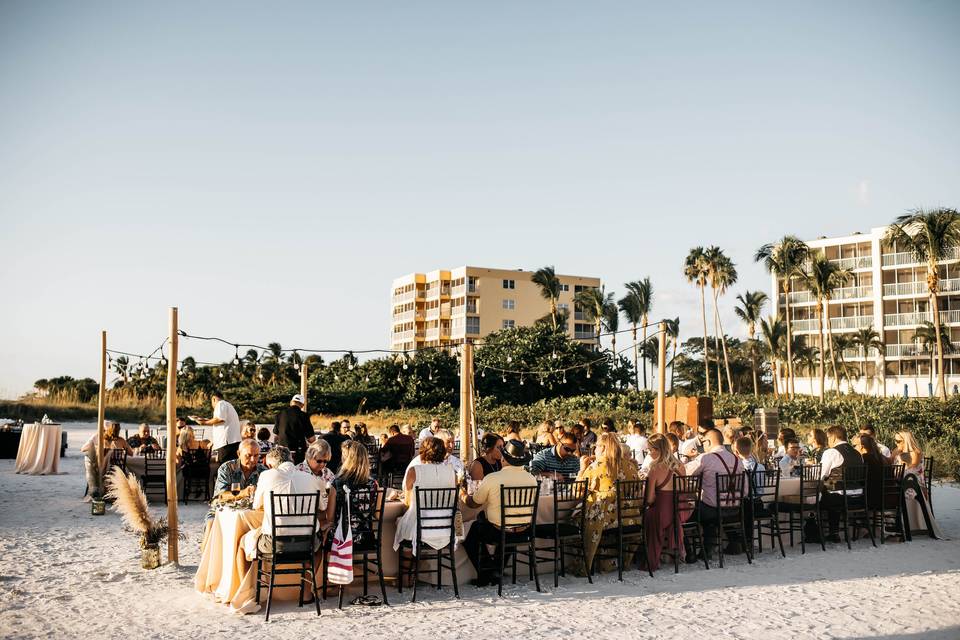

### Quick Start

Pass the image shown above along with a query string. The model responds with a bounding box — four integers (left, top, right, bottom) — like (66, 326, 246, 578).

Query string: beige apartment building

(390, 267, 602, 352)
(772, 225, 960, 398)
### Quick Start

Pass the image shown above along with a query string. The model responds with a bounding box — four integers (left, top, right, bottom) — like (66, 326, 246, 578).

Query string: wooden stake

(165, 307, 179, 564)
(97, 331, 107, 487)
(300, 362, 308, 413)
(459, 343, 474, 464)
(657, 321, 667, 434)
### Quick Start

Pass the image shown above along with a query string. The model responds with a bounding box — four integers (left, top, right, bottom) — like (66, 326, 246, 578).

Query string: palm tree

(705, 247, 738, 394)
(852, 326, 884, 396)
(532, 266, 562, 330)
(916, 321, 955, 394)
(798, 253, 852, 401)
(734, 290, 769, 396)
(684, 247, 712, 394)
(884, 208, 960, 399)
(760, 316, 786, 397)
(618, 290, 642, 389)
(665, 317, 680, 392)
(831, 333, 856, 393)
(755, 236, 810, 399)
(112, 356, 130, 384)
(625, 279, 653, 389)
(575, 285, 614, 350)
(603, 301, 620, 361)
(264, 342, 284, 364)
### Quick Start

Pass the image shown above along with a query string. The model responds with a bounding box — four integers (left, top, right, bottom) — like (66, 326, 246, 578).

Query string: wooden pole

(459, 343, 474, 466)
(657, 321, 667, 434)
(96, 331, 107, 489)
(300, 362, 308, 413)
(165, 307, 180, 564)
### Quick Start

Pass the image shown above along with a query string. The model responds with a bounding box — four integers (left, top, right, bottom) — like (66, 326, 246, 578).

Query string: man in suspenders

(685, 429, 746, 558)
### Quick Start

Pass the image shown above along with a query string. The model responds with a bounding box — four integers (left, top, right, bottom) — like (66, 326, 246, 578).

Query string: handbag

(326, 487, 354, 585)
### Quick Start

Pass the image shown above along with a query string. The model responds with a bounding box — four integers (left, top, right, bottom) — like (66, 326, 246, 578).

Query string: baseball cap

(291, 394, 306, 405)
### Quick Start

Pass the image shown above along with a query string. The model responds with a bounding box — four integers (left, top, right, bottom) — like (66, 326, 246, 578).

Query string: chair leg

(774, 512, 785, 558)
(554, 538, 560, 588)
(311, 560, 322, 616)
(363, 553, 369, 596)
(322, 549, 329, 600)
(377, 554, 389, 606)
(412, 550, 421, 603)
(398, 549, 405, 594)
(498, 545, 506, 597)
(531, 541, 541, 592)
(255, 558, 262, 605)
(338, 585, 344, 610)
(265, 562, 277, 622)
(298, 561, 306, 608)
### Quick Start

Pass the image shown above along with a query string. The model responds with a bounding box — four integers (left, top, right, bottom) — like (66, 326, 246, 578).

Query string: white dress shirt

(211, 400, 242, 450)
(820, 442, 862, 495)
(253, 461, 326, 530)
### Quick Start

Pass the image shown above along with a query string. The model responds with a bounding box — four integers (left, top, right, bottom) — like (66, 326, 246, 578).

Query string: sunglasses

(316, 459, 330, 465)
(562, 446, 577, 454)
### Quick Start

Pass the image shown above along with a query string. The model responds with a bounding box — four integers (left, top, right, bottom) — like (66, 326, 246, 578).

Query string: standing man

(192, 390, 242, 462)
(579, 418, 597, 453)
(273, 393, 316, 464)
(418, 417, 441, 443)
(321, 421, 352, 474)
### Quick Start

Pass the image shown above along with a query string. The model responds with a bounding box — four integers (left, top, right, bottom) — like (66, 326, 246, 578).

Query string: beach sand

(1, 423, 959, 639)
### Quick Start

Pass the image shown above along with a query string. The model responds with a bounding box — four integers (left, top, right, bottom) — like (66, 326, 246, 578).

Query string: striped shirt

(528, 446, 580, 477)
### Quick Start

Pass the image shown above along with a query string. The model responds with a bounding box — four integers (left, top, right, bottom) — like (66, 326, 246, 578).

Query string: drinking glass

(231, 482, 241, 497)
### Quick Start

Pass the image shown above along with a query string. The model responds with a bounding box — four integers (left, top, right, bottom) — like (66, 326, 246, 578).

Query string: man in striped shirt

(529, 432, 581, 478)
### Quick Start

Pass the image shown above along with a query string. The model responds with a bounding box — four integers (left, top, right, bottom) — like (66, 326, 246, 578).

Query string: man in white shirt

(405, 430, 465, 475)
(192, 390, 242, 462)
(779, 439, 803, 478)
(819, 425, 864, 543)
(625, 424, 648, 461)
(254, 445, 326, 554)
(417, 417, 441, 443)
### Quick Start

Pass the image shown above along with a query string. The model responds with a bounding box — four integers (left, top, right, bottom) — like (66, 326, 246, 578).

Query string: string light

(232, 345, 240, 366)
(519, 374, 524, 386)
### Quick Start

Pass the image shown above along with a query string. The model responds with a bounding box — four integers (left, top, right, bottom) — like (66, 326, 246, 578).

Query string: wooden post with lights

(657, 321, 667, 434)
(96, 330, 107, 486)
(165, 307, 180, 564)
(459, 342, 475, 463)
(300, 362, 308, 412)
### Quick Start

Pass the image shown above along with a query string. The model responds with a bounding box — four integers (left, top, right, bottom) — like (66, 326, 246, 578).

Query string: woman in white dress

(394, 436, 458, 556)
(892, 430, 944, 539)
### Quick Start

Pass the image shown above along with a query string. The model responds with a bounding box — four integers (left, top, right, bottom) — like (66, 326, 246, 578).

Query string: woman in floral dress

(576, 432, 641, 573)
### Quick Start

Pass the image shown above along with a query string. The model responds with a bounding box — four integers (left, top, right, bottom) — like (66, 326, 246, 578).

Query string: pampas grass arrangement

(104, 466, 171, 549)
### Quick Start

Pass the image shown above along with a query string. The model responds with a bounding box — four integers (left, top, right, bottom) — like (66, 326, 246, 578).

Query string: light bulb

(586, 367, 591, 379)
(219, 371, 225, 379)
(481, 368, 486, 377)
(506, 356, 512, 363)
(334, 373, 339, 381)
(520, 375, 524, 386)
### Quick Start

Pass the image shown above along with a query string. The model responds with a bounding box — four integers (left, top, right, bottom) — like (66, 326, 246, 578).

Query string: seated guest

(460, 440, 536, 586)
(625, 421, 648, 461)
(256, 427, 274, 453)
(819, 425, 864, 543)
(326, 441, 380, 546)
(534, 421, 558, 447)
(214, 438, 267, 501)
(601, 417, 616, 433)
(576, 432, 642, 573)
(103, 421, 134, 456)
(469, 432, 504, 481)
(321, 421, 353, 474)
(775, 427, 798, 458)
(856, 433, 890, 511)
(379, 432, 389, 448)
(891, 430, 943, 538)
(735, 436, 763, 479)
(778, 438, 803, 478)
(241, 421, 257, 442)
(253, 445, 326, 536)
(721, 425, 739, 452)
(685, 429, 746, 558)
(528, 432, 581, 478)
(297, 439, 336, 485)
(353, 422, 375, 446)
(806, 428, 828, 462)
(380, 424, 415, 477)
(394, 437, 457, 556)
(127, 423, 160, 453)
(417, 417, 441, 444)
(859, 424, 891, 459)
(579, 418, 597, 453)
(405, 428, 465, 475)
(502, 420, 522, 443)
(176, 425, 211, 466)
(676, 434, 697, 464)
(400, 424, 413, 436)
(642, 433, 686, 571)
(80, 422, 131, 495)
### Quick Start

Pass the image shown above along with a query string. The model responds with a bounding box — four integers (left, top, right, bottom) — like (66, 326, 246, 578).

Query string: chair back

(923, 457, 935, 497)
(414, 487, 458, 550)
(552, 479, 587, 533)
(385, 472, 405, 491)
(145, 448, 165, 459)
(841, 464, 867, 500)
(450, 440, 461, 459)
(108, 448, 127, 472)
(615, 479, 647, 524)
(672, 474, 702, 522)
(184, 447, 211, 476)
(268, 491, 321, 560)
(749, 467, 781, 504)
(798, 463, 822, 503)
(144, 452, 166, 477)
(366, 442, 381, 478)
(715, 472, 747, 509)
(499, 485, 540, 531)
(880, 463, 905, 508)
(343, 486, 386, 550)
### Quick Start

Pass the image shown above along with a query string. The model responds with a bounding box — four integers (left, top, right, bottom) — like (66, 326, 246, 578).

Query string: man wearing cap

(272, 394, 316, 465)
(461, 439, 537, 587)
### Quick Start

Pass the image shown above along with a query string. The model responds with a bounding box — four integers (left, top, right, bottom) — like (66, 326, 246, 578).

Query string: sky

(1, 1, 959, 398)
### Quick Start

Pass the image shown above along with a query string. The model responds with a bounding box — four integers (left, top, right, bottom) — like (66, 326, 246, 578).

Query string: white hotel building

(772, 226, 960, 398)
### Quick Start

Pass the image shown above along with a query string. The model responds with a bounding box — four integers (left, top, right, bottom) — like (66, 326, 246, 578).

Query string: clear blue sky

(1, 1, 958, 398)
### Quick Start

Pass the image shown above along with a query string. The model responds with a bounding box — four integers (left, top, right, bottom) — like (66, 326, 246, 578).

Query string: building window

(558, 303, 569, 312)
(468, 276, 478, 293)
(502, 299, 515, 310)
(559, 284, 570, 292)
(466, 316, 480, 334)
(502, 319, 516, 329)
(502, 279, 515, 289)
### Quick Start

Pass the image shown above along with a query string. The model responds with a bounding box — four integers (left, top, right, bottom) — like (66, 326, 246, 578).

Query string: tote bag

(326, 487, 354, 585)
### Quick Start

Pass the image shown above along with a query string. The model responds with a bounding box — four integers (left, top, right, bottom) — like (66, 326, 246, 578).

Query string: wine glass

(231, 482, 241, 497)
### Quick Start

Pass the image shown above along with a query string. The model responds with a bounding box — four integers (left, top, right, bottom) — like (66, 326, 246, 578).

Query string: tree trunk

(749, 325, 758, 397)
(551, 298, 558, 330)
(712, 286, 723, 394)
(784, 282, 796, 399)
(772, 360, 780, 398)
(817, 300, 825, 403)
(714, 287, 735, 393)
(671, 340, 677, 393)
(929, 263, 947, 399)
(824, 302, 841, 395)
(632, 325, 639, 390)
(642, 317, 649, 390)
(700, 283, 710, 394)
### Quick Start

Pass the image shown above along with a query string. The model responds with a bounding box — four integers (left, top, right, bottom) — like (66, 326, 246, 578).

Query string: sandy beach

(1, 423, 959, 640)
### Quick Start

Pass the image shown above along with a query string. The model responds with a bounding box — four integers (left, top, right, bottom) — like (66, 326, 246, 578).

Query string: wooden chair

(870, 464, 905, 543)
(255, 491, 322, 622)
(672, 475, 708, 573)
(140, 449, 167, 503)
(836, 465, 876, 549)
(322, 487, 389, 608)
(182, 447, 212, 504)
(713, 472, 752, 568)
(923, 457, 935, 515)
(398, 487, 460, 601)
(777, 463, 825, 554)
(484, 485, 541, 597)
(534, 479, 589, 587)
(593, 479, 650, 581)
(748, 467, 785, 557)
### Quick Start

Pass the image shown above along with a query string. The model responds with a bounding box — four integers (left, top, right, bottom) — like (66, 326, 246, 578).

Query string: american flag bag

(326, 487, 354, 585)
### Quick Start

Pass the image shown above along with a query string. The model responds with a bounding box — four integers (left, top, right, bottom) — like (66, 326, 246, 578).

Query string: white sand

(1, 423, 959, 640)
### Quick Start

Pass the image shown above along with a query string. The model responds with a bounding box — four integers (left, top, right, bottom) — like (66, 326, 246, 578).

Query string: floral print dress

(579, 460, 641, 573)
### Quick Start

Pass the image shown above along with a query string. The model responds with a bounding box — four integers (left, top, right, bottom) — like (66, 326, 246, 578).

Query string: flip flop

(350, 595, 382, 607)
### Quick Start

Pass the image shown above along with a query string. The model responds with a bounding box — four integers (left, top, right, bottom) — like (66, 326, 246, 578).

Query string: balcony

(791, 315, 873, 332)
(882, 278, 960, 297)
(832, 285, 874, 301)
(426, 327, 440, 341)
(883, 309, 960, 327)
(426, 307, 440, 320)
(395, 310, 415, 323)
(391, 291, 415, 305)
(885, 343, 926, 358)
(574, 331, 596, 340)
(833, 255, 873, 270)
(841, 347, 883, 359)
(781, 290, 816, 305)
(451, 285, 465, 298)
(882, 246, 960, 267)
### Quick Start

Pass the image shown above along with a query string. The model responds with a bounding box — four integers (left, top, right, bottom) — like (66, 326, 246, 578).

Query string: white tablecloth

(15, 423, 61, 475)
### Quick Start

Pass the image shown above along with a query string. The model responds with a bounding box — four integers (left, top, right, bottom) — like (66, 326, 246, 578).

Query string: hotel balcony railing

(780, 285, 873, 306)
(884, 309, 960, 327)
(426, 307, 440, 320)
(882, 246, 960, 267)
(465, 304, 477, 314)
(882, 278, 960, 297)
(791, 315, 873, 332)
(574, 311, 587, 321)
(392, 291, 416, 305)
(801, 255, 873, 272)
(425, 328, 440, 340)
(574, 331, 596, 340)
(440, 303, 451, 317)
(395, 310, 415, 323)
(840, 347, 883, 359)
(451, 285, 465, 298)
(885, 344, 926, 358)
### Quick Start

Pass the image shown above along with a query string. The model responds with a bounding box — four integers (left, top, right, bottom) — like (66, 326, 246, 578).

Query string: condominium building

(772, 226, 960, 397)
(390, 267, 602, 352)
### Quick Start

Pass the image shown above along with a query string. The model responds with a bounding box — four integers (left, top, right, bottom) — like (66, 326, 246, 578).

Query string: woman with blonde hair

(641, 433, 685, 571)
(176, 425, 211, 465)
(575, 431, 641, 573)
(323, 440, 380, 545)
(535, 420, 558, 447)
(891, 430, 943, 538)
